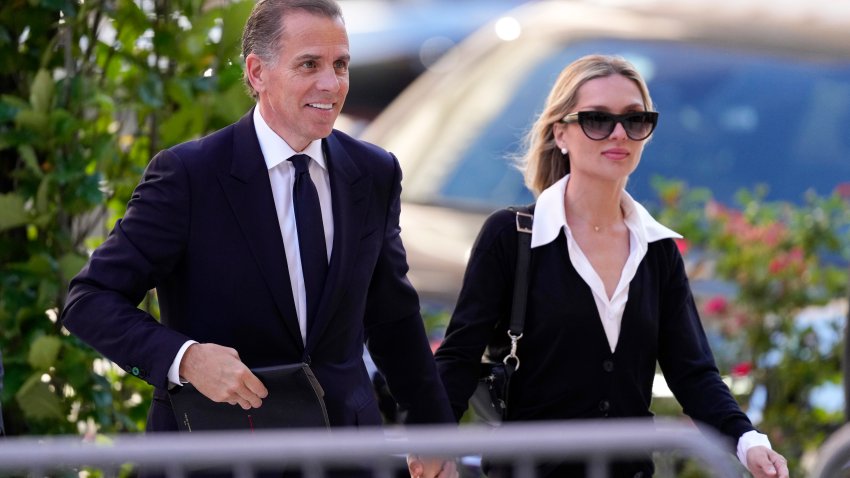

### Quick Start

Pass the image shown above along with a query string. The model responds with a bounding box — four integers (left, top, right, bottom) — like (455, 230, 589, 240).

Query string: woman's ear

(552, 122, 569, 154)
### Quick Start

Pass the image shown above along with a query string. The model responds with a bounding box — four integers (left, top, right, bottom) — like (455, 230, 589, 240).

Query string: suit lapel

(306, 132, 372, 351)
(217, 110, 304, 350)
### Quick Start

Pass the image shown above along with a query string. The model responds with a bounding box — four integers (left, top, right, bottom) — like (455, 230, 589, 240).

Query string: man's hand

(178, 343, 268, 409)
(406, 455, 457, 478)
(746, 445, 790, 478)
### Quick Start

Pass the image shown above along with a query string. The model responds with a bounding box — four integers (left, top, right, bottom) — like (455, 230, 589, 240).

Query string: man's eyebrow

(292, 53, 351, 63)
(294, 53, 321, 62)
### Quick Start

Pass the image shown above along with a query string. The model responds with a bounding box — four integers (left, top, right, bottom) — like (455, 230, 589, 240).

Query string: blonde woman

(433, 54, 789, 478)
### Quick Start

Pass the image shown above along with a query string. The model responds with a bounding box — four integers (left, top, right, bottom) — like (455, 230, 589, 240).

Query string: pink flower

(429, 338, 442, 354)
(674, 238, 689, 255)
(769, 247, 806, 274)
(768, 257, 784, 274)
(705, 200, 726, 219)
(731, 361, 752, 378)
(704, 296, 728, 315)
(835, 182, 850, 200)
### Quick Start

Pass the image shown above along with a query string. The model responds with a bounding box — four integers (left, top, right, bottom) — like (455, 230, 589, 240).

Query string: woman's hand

(746, 446, 790, 478)
(406, 455, 457, 478)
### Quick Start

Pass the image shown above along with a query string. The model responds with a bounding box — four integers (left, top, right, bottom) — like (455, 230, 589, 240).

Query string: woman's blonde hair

(519, 54, 654, 196)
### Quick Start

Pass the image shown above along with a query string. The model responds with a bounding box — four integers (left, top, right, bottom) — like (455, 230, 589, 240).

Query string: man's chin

(315, 125, 337, 138)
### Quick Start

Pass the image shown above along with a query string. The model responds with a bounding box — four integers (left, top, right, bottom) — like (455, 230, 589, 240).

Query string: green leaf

(30, 68, 53, 114)
(159, 103, 204, 147)
(0, 193, 28, 232)
(58, 252, 87, 281)
(218, 1, 253, 52)
(50, 108, 76, 141)
(15, 373, 65, 421)
(213, 83, 253, 123)
(138, 72, 164, 108)
(15, 108, 49, 131)
(28, 335, 63, 369)
(35, 175, 50, 213)
(19, 144, 43, 176)
(164, 77, 194, 106)
(0, 94, 28, 122)
(20, 252, 57, 276)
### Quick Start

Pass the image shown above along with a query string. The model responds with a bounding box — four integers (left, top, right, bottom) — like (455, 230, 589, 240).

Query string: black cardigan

(434, 207, 754, 441)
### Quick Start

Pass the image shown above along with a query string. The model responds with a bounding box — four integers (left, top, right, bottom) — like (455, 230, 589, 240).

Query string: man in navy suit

(61, 0, 454, 474)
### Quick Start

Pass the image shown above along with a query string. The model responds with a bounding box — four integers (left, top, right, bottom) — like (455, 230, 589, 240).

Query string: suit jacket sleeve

(362, 154, 455, 424)
(60, 150, 193, 389)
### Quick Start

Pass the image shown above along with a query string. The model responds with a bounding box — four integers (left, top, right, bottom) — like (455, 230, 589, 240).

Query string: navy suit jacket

(61, 110, 453, 430)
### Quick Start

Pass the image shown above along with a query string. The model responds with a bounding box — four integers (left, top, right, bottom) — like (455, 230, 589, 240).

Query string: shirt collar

(253, 107, 327, 171)
(530, 174, 682, 249)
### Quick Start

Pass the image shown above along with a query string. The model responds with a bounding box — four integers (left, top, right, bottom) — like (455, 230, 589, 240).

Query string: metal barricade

(0, 419, 742, 477)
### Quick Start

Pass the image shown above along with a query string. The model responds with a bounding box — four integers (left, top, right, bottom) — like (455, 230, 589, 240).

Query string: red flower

(429, 338, 442, 354)
(769, 247, 806, 274)
(836, 182, 850, 200)
(674, 238, 689, 255)
(768, 257, 784, 274)
(704, 295, 728, 315)
(731, 361, 752, 377)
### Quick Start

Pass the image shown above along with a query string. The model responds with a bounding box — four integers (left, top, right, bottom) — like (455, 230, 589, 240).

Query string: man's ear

(245, 53, 265, 94)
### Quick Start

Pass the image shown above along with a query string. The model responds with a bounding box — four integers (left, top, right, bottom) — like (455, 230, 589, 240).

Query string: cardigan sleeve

(655, 239, 755, 441)
(434, 208, 518, 421)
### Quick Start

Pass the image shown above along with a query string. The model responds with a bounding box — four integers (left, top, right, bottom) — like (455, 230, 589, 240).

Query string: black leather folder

(169, 363, 329, 432)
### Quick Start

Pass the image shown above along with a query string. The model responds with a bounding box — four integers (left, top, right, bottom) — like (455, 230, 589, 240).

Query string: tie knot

(288, 154, 311, 174)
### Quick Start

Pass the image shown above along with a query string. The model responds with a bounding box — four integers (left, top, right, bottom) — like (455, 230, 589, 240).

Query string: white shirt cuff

(167, 340, 198, 387)
(737, 430, 772, 469)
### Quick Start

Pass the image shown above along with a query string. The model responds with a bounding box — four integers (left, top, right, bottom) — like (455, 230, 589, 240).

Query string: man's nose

(316, 66, 341, 92)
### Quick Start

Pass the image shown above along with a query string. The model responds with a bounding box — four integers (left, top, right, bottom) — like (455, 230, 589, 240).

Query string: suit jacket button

(602, 360, 614, 372)
(131, 367, 140, 376)
(598, 400, 610, 412)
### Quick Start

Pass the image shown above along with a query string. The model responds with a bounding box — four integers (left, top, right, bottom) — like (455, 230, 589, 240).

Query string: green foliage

(651, 176, 850, 476)
(0, 0, 253, 436)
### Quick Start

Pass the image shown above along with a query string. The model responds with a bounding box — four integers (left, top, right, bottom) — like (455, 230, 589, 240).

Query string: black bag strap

(504, 204, 534, 374)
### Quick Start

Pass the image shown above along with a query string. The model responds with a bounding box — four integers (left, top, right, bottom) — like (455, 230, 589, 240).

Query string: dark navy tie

(288, 154, 328, 336)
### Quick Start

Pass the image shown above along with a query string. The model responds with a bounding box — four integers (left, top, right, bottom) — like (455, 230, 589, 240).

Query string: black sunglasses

(560, 111, 659, 141)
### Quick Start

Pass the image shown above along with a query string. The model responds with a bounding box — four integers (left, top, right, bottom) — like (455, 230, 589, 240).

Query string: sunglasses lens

(624, 113, 656, 140)
(571, 111, 658, 140)
(580, 112, 616, 140)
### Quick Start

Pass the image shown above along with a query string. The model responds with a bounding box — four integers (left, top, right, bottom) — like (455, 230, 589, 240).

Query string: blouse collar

(530, 174, 682, 249)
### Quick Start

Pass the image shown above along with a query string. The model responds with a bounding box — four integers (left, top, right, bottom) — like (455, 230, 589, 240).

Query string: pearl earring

(561, 147, 568, 156)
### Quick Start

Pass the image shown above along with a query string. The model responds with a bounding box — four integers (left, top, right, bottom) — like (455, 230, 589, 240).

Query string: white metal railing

(0, 419, 743, 477)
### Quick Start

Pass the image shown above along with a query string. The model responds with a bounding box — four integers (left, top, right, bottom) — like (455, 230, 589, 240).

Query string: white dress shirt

(167, 107, 334, 385)
(254, 107, 334, 344)
(530, 174, 771, 468)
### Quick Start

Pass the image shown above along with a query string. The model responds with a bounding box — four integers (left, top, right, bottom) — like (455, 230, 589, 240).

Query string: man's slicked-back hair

(241, 0, 344, 99)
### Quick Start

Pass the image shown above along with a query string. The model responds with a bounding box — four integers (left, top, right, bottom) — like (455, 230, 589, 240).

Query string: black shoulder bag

(469, 205, 533, 425)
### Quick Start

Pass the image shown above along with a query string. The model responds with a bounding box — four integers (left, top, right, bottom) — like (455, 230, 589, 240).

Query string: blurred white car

(340, 0, 528, 120)
(360, 0, 850, 309)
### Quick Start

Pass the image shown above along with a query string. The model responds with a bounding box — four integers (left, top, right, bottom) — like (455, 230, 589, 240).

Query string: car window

(414, 39, 850, 209)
